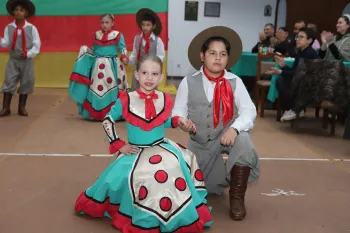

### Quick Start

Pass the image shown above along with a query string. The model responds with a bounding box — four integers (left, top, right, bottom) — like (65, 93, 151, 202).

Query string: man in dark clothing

(274, 27, 295, 57)
(266, 27, 319, 121)
(251, 23, 276, 53)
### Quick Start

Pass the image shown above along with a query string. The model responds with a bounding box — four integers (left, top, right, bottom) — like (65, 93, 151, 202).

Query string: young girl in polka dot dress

(74, 54, 213, 232)
(68, 14, 129, 121)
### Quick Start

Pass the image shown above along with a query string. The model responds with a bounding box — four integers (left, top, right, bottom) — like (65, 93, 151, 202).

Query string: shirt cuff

(109, 139, 126, 154)
(171, 116, 181, 128)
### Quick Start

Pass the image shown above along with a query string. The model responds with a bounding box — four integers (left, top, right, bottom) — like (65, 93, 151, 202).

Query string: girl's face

(336, 17, 349, 34)
(200, 41, 228, 75)
(13, 5, 27, 20)
(100, 16, 114, 32)
(135, 60, 164, 94)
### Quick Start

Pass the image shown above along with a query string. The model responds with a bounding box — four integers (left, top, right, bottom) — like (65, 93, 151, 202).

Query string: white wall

(276, 0, 287, 29)
(168, 0, 277, 76)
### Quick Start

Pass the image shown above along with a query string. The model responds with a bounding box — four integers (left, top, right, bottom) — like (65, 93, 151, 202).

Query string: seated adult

(251, 23, 276, 53)
(274, 27, 295, 57)
(319, 14, 350, 61)
(265, 27, 319, 121)
(307, 23, 321, 51)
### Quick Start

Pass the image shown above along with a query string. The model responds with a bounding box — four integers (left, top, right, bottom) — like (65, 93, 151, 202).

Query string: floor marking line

(0, 153, 349, 162)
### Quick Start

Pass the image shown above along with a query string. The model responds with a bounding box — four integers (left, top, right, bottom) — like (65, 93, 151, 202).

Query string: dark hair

(101, 14, 114, 21)
(336, 16, 350, 40)
(299, 27, 316, 45)
(278, 26, 288, 32)
(265, 23, 274, 28)
(136, 54, 163, 73)
(142, 13, 156, 25)
(201, 36, 231, 56)
(295, 19, 306, 25)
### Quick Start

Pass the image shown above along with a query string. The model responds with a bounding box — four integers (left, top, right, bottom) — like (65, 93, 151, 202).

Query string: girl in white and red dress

(75, 54, 213, 232)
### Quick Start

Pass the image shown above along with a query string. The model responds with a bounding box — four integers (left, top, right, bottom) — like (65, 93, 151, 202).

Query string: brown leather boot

(18, 94, 28, 116)
(229, 165, 250, 221)
(0, 93, 12, 117)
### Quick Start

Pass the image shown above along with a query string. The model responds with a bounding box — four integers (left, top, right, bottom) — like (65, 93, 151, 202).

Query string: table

(231, 52, 258, 77)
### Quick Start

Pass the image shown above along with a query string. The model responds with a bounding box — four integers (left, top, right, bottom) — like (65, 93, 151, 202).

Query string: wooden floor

(0, 89, 349, 233)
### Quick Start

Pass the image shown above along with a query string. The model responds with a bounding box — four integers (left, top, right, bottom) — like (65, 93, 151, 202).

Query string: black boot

(0, 93, 12, 117)
(18, 94, 28, 116)
(229, 165, 250, 221)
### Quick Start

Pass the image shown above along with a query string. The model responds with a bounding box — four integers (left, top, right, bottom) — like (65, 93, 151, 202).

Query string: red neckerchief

(11, 21, 27, 56)
(203, 67, 234, 128)
(137, 33, 151, 61)
(136, 88, 158, 120)
(101, 29, 112, 41)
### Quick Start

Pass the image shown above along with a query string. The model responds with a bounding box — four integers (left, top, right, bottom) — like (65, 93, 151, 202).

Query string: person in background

(319, 14, 350, 61)
(307, 23, 321, 51)
(274, 27, 294, 57)
(251, 23, 276, 53)
(265, 27, 319, 121)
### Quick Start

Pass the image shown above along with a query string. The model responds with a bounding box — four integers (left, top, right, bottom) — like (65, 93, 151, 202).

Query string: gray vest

(187, 72, 238, 144)
(7, 25, 33, 59)
(135, 35, 158, 58)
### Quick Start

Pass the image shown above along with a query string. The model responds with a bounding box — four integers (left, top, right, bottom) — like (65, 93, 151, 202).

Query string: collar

(192, 66, 234, 80)
(141, 32, 156, 40)
(10, 20, 29, 28)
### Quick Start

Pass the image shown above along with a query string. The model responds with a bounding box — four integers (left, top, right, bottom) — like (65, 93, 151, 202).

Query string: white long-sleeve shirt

(172, 67, 257, 132)
(0, 20, 41, 58)
(129, 32, 165, 65)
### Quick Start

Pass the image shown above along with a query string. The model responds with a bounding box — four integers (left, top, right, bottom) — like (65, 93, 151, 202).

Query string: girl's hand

(324, 32, 333, 43)
(274, 55, 285, 67)
(122, 58, 128, 66)
(119, 144, 139, 155)
(265, 67, 282, 75)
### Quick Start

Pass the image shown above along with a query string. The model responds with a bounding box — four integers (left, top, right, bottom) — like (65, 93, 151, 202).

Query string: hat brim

(6, 0, 35, 18)
(136, 8, 162, 36)
(188, 26, 243, 70)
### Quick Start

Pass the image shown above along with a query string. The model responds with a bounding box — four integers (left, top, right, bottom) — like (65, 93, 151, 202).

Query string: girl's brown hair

(136, 54, 163, 73)
(100, 14, 114, 21)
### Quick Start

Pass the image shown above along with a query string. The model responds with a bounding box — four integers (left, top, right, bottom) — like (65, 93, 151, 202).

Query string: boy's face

(134, 60, 164, 93)
(141, 20, 156, 35)
(100, 16, 114, 32)
(296, 31, 311, 49)
(200, 41, 228, 74)
(13, 5, 27, 20)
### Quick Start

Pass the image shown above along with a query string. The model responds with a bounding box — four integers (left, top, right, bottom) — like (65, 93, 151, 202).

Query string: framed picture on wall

(204, 2, 220, 17)
(185, 1, 199, 21)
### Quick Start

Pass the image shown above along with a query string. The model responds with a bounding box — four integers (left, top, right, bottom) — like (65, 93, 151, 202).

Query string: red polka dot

(118, 79, 122, 85)
(120, 65, 124, 71)
(160, 197, 172, 212)
(98, 72, 104, 79)
(107, 77, 113, 84)
(138, 186, 148, 200)
(97, 85, 104, 91)
(123, 75, 126, 81)
(149, 155, 162, 164)
(195, 169, 204, 181)
(154, 170, 168, 183)
(175, 178, 187, 191)
(99, 64, 105, 69)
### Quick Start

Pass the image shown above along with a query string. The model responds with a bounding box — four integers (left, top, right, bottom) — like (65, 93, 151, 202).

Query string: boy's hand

(119, 144, 139, 155)
(220, 128, 237, 146)
(178, 118, 196, 133)
(20, 53, 27, 59)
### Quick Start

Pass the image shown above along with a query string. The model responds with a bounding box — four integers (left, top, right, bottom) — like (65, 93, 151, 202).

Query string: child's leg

(17, 59, 35, 116)
(0, 59, 21, 117)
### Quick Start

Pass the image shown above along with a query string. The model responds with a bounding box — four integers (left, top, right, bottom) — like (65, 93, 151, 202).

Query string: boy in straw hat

(0, 0, 40, 117)
(172, 26, 260, 221)
(128, 8, 165, 91)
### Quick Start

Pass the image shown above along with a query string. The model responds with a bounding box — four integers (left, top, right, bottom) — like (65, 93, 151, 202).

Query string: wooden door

(285, 0, 349, 37)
